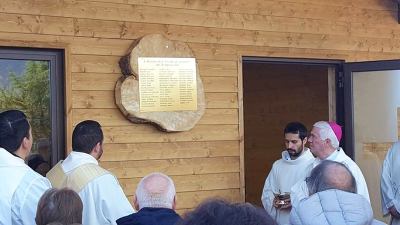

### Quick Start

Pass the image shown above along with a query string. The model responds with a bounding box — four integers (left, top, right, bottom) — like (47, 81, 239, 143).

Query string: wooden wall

(243, 63, 330, 205)
(0, 0, 398, 213)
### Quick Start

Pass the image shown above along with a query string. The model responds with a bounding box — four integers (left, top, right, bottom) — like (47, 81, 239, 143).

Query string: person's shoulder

(89, 172, 119, 187)
(271, 158, 285, 169)
(116, 213, 137, 225)
(24, 167, 51, 188)
(302, 149, 315, 159)
(340, 154, 361, 170)
(338, 153, 365, 177)
(337, 149, 357, 165)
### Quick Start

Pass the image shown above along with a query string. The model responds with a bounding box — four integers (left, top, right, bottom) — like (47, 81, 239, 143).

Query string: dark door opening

(242, 57, 400, 223)
(242, 57, 343, 206)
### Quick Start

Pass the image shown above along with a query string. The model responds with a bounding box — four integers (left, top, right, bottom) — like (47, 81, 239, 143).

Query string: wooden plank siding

(0, 0, 399, 213)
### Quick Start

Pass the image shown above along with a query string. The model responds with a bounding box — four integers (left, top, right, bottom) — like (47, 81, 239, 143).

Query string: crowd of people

(0, 109, 399, 225)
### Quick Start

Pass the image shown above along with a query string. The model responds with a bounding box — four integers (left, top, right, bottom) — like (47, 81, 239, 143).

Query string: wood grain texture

(87, 0, 395, 12)
(0, 0, 394, 26)
(119, 173, 240, 194)
(100, 141, 239, 161)
(126, 188, 241, 210)
(100, 157, 240, 178)
(1, 0, 399, 210)
(101, 124, 239, 143)
(73, 108, 238, 126)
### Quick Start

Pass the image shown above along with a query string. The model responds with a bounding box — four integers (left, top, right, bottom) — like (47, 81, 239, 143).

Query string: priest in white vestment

(47, 120, 134, 225)
(0, 110, 51, 225)
(291, 121, 370, 207)
(381, 141, 400, 225)
(261, 122, 314, 225)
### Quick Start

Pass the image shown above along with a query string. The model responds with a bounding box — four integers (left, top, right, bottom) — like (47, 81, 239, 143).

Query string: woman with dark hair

(36, 188, 83, 225)
(0, 109, 51, 224)
(177, 199, 277, 225)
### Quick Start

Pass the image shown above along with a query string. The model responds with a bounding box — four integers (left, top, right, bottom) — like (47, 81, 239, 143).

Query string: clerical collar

(11, 151, 21, 159)
(326, 148, 340, 161)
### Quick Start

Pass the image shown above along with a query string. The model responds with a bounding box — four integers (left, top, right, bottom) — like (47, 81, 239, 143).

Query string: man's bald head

(135, 172, 176, 210)
(307, 160, 356, 195)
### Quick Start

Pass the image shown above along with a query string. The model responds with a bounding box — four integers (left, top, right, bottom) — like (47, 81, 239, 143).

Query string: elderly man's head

(135, 172, 176, 210)
(307, 160, 356, 195)
(308, 121, 342, 159)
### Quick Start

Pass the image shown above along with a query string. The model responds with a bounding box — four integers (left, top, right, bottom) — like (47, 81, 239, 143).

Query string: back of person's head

(290, 189, 374, 225)
(72, 120, 103, 154)
(0, 109, 30, 153)
(135, 172, 176, 210)
(27, 153, 48, 169)
(284, 122, 308, 141)
(307, 160, 356, 195)
(177, 199, 277, 225)
(35, 188, 83, 225)
(27, 153, 50, 176)
(313, 121, 342, 149)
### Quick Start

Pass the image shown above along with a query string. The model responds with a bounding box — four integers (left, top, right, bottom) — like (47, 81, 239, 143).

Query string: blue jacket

(116, 207, 181, 225)
(290, 189, 386, 225)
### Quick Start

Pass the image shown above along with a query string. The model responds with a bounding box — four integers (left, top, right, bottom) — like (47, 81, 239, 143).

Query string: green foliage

(0, 61, 50, 140)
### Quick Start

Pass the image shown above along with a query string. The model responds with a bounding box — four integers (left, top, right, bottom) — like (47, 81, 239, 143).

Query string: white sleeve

(345, 161, 370, 203)
(261, 165, 279, 218)
(340, 155, 371, 203)
(381, 146, 397, 215)
(13, 174, 51, 225)
(290, 180, 309, 208)
(97, 174, 135, 224)
(355, 174, 370, 203)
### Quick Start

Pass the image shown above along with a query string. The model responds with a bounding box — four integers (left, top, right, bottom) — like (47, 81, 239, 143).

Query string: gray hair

(306, 160, 356, 195)
(313, 121, 339, 148)
(135, 172, 176, 209)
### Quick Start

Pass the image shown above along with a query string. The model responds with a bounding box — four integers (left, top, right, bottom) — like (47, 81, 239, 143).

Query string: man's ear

(90, 142, 101, 159)
(21, 136, 30, 150)
(15, 136, 31, 160)
(325, 138, 332, 146)
(172, 195, 177, 210)
(133, 195, 139, 211)
(93, 142, 101, 153)
(91, 142, 101, 156)
(302, 137, 308, 145)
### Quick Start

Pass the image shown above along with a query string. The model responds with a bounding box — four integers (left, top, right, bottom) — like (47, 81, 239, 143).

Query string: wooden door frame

(238, 56, 344, 201)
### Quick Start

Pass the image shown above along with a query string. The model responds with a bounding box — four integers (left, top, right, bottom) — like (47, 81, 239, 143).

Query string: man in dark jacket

(116, 172, 181, 225)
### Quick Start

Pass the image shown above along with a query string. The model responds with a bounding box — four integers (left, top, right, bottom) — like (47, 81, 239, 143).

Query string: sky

(0, 59, 27, 88)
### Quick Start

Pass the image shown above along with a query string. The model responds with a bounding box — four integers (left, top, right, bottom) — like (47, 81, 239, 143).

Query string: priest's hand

(389, 206, 400, 218)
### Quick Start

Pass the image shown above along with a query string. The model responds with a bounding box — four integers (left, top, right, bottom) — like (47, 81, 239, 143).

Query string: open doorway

(242, 58, 342, 206)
